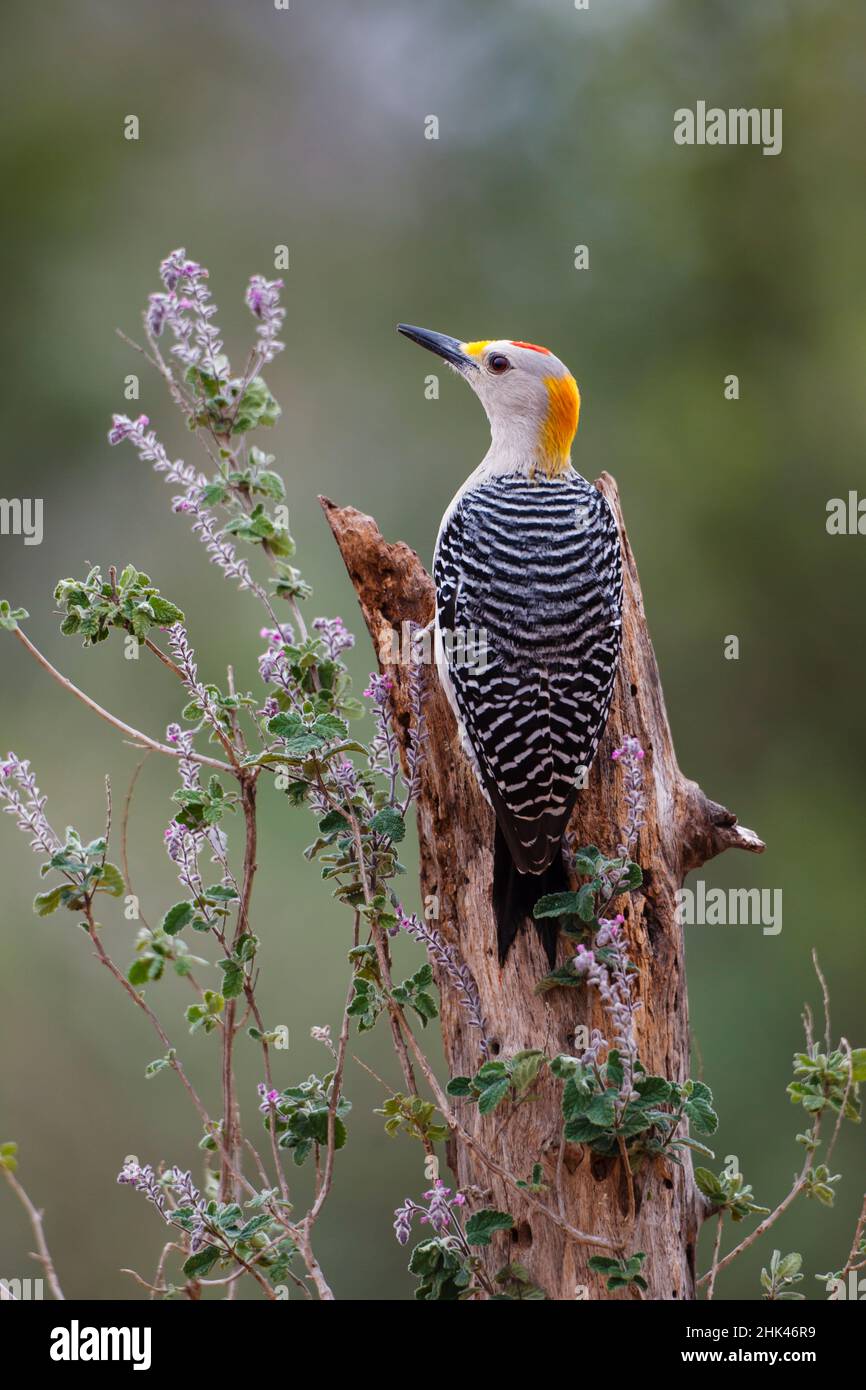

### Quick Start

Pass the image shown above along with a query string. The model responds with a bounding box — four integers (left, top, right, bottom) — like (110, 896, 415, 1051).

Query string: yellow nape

(460, 340, 492, 357)
(539, 374, 580, 476)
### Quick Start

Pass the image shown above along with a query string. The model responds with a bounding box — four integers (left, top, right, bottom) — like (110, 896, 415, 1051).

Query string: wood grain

(320, 473, 764, 1300)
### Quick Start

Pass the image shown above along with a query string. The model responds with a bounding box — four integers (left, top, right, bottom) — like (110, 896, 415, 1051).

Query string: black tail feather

(492, 823, 569, 968)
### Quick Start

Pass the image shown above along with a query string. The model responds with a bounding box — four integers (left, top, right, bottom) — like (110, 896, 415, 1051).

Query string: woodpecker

(398, 325, 623, 967)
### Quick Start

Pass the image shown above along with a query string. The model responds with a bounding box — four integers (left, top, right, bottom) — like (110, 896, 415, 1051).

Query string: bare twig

(1, 1164, 65, 1299)
(705, 1213, 724, 1301)
(12, 627, 232, 774)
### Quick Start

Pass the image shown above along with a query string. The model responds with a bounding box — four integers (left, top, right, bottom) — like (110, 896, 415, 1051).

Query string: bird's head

(397, 324, 580, 477)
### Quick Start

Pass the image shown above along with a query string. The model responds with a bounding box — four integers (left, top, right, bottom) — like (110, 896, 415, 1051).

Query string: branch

(1, 1164, 65, 1299)
(12, 627, 233, 774)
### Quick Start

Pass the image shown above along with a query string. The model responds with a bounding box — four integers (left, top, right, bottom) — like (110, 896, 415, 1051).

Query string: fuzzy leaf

(465, 1209, 515, 1247)
(162, 902, 194, 937)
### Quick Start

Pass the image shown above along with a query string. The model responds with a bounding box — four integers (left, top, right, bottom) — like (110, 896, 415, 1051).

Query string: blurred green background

(1, 0, 864, 1301)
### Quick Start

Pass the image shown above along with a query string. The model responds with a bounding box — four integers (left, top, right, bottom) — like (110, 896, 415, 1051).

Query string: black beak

(397, 323, 478, 371)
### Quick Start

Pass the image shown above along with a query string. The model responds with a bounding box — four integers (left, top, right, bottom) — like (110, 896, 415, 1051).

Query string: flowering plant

(1, 252, 863, 1303)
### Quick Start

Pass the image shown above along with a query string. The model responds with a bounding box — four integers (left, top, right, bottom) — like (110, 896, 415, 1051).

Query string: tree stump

(321, 473, 764, 1301)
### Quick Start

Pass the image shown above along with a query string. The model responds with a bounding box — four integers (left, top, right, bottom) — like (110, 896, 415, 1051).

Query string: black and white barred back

(433, 471, 623, 963)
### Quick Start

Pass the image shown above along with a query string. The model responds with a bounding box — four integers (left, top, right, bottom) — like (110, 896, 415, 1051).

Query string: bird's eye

(487, 353, 510, 374)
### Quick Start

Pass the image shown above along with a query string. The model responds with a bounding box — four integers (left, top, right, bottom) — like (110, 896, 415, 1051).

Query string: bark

(320, 474, 764, 1301)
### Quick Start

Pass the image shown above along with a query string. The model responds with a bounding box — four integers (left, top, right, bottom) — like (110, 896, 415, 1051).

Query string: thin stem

(840, 1194, 866, 1281)
(696, 1118, 820, 1289)
(706, 1213, 724, 1301)
(84, 909, 212, 1131)
(307, 914, 358, 1225)
(826, 1036, 853, 1165)
(345, 809, 430, 1152)
(1, 1165, 65, 1299)
(812, 949, 832, 1054)
(618, 1136, 636, 1228)
(12, 627, 232, 774)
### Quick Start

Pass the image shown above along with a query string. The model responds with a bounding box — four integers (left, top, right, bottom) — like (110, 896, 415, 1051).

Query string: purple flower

(257, 1083, 280, 1112)
(108, 412, 149, 446)
(117, 1159, 170, 1223)
(363, 673, 394, 703)
(0, 753, 61, 856)
(159, 249, 203, 292)
(146, 293, 169, 337)
(313, 615, 355, 660)
(393, 1200, 415, 1247)
(245, 274, 285, 365)
(612, 737, 645, 761)
(612, 733, 647, 859)
(260, 623, 294, 648)
(393, 1181, 468, 1246)
(398, 908, 488, 1056)
(332, 759, 357, 797)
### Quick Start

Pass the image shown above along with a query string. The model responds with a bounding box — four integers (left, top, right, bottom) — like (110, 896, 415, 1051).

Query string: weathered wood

(320, 474, 764, 1301)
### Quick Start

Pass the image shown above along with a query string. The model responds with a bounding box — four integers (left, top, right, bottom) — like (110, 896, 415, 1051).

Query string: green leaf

(33, 886, 66, 916)
(605, 1051, 624, 1090)
(128, 958, 154, 987)
(267, 712, 304, 739)
(182, 1245, 221, 1278)
(1, 1141, 19, 1171)
(533, 891, 584, 920)
(615, 862, 643, 892)
(465, 1208, 515, 1247)
(849, 1049, 866, 1083)
(477, 1079, 511, 1115)
(446, 1076, 473, 1097)
(218, 959, 246, 999)
(694, 1167, 725, 1201)
(149, 595, 185, 625)
(535, 965, 584, 993)
(0, 600, 28, 631)
(205, 884, 239, 902)
(563, 1115, 607, 1144)
(475, 1061, 508, 1083)
(585, 1091, 617, 1127)
(561, 1075, 592, 1122)
(145, 1052, 174, 1079)
(312, 714, 348, 741)
(96, 862, 125, 897)
(200, 481, 230, 507)
(684, 1081, 719, 1136)
(572, 846, 603, 875)
(510, 1050, 546, 1094)
(369, 806, 406, 843)
(162, 901, 194, 937)
(634, 1075, 672, 1107)
(253, 470, 286, 501)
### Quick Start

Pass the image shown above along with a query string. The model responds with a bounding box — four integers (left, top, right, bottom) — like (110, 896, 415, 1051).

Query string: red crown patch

(509, 340, 552, 355)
